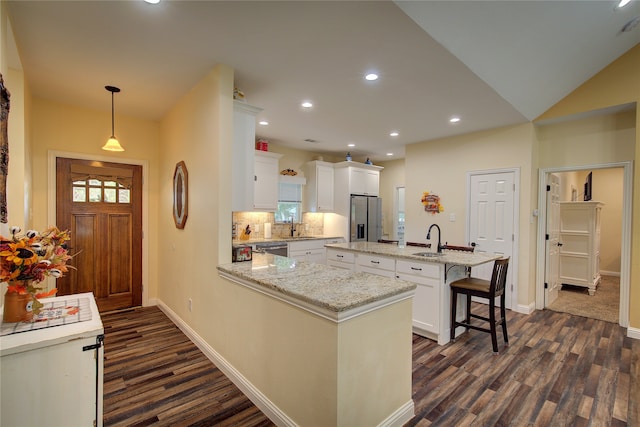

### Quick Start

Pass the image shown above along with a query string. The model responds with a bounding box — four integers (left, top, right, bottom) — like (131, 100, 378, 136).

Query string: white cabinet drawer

(396, 260, 440, 279)
(356, 254, 395, 271)
(326, 249, 355, 264)
(289, 239, 325, 252)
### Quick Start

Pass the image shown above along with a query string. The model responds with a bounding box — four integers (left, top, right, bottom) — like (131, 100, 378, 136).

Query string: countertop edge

(218, 269, 415, 323)
(325, 243, 501, 267)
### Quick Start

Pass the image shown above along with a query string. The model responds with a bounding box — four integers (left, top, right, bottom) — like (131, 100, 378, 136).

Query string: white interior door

(468, 171, 515, 308)
(545, 173, 561, 306)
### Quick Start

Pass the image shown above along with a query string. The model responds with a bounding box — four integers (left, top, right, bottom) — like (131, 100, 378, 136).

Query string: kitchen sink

(413, 252, 445, 258)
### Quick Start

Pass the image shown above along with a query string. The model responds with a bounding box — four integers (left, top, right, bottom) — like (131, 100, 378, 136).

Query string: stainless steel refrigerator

(350, 195, 382, 242)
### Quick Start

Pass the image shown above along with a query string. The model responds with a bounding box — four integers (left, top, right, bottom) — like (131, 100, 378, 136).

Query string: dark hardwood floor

(102, 305, 638, 426)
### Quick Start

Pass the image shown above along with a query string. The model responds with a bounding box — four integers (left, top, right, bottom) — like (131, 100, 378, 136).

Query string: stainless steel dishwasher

(255, 241, 288, 257)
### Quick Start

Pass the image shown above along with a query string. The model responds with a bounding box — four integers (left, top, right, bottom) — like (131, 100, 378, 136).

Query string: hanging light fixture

(102, 85, 124, 152)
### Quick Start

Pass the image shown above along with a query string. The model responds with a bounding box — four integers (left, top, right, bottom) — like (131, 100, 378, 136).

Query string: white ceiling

(5, 1, 639, 162)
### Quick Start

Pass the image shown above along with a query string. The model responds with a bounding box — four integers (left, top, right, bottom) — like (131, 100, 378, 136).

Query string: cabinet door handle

(371, 260, 380, 264)
(411, 267, 422, 271)
(337, 254, 344, 258)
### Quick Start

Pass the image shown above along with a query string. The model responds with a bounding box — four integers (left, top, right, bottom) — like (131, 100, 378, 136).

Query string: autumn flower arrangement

(421, 191, 444, 214)
(1, 226, 73, 314)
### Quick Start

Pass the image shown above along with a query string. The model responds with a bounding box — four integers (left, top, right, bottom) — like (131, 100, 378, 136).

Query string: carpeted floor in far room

(547, 275, 619, 323)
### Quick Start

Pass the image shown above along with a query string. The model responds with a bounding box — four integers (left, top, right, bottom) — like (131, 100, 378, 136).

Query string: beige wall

(29, 98, 161, 299)
(378, 158, 405, 239)
(537, 44, 639, 329)
(405, 123, 537, 307)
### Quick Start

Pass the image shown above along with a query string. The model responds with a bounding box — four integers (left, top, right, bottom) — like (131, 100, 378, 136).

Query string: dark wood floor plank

(102, 304, 636, 426)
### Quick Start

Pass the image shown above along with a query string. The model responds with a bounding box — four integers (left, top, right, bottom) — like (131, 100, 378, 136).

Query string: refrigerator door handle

(357, 224, 365, 239)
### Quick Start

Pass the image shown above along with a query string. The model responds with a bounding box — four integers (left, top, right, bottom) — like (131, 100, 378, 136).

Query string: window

(70, 163, 133, 204)
(276, 182, 302, 223)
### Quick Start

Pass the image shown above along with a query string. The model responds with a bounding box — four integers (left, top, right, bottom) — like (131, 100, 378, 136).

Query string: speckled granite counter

(217, 252, 415, 322)
(232, 235, 343, 245)
(325, 241, 500, 267)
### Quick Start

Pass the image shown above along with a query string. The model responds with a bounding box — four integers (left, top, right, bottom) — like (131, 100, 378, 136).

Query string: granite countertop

(325, 242, 501, 267)
(233, 235, 343, 245)
(217, 253, 415, 314)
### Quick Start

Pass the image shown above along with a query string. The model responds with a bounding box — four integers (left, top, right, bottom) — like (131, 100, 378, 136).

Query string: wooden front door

(56, 157, 142, 312)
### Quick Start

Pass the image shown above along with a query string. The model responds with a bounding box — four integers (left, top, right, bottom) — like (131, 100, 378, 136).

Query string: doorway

(48, 152, 149, 312)
(537, 162, 632, 327)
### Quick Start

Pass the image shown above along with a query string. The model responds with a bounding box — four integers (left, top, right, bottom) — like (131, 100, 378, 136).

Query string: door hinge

(545, 234, 549, 240)
(544, 282, 548, 289)
(83, 334, 104, 352)
(512, 234, 514, 242)
(546, 185, 551, 191)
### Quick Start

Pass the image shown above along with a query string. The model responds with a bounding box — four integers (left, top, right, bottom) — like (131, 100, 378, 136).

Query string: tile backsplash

(232, 212, 324, 239)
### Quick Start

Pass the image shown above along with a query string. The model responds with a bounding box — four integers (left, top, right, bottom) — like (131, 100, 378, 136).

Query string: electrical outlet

(188, 298, 192, 312)
(449, 213, 456, 222)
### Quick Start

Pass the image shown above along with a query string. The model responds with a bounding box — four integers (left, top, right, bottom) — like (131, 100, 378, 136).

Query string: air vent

(304, 138, 319, 143)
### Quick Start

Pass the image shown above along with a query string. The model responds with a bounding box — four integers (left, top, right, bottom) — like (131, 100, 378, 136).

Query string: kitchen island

(325, 242, 501, 345)
(217, 253, 416, 427)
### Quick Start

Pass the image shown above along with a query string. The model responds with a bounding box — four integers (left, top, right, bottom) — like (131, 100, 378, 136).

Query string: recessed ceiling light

(618, 0, 631, 8)
(301, 101, 313, 108)
(386, 153, 394, 156)
(259, 120, 269, 126)
(144, 0, 160, 4)
(449, 116, 461, 123)
(348, 143, 355, 147)
(365, 73, 379, 81)
(389, 131, 399, 137)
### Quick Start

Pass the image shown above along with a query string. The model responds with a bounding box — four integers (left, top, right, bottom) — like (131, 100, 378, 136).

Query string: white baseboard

(600, 270, 621, 277)
(515, 302, 536, 315)
(156, 300, 296, 427)
(379, 400, 415, 427)
(627, 326, 640, 340)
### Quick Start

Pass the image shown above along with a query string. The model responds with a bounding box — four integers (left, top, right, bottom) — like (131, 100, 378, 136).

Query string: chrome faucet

(290, 216, 296, 237)
(427, 224, 444, 253)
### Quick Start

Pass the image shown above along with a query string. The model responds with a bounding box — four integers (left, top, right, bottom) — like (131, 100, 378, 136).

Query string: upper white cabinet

(232, 101, 261, 212)
(559, 201, 603, 295)
(334, 162, 382, 197)
(303, 161, 334, 212)
(254, 151, 283, 211)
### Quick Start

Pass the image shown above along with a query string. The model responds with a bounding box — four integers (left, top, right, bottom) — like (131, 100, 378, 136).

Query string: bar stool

(449, 257, 510, 354)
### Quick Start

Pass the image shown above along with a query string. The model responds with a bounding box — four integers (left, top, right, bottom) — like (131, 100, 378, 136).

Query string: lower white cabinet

(396, 260, 441, 335)
(1, 293, 104, 427)
(289, 239, 326, 264)
(355, 253, 395, 278)
(326, 248, 355, 271)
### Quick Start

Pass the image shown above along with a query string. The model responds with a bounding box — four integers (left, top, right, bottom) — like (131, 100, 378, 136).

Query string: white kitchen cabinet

(396, 260, 441, 336)
(289, 239, 326, 264)
(355, 253, 396, 278)
(559, 201, 603, 295)
(253, 151, 283, 211)
(303, 161, 334, 212)
(232, 101, 262, 212)
(1, 292, 104, 427)
(326, 248, 355, 271)
(334, 162, 382, 197)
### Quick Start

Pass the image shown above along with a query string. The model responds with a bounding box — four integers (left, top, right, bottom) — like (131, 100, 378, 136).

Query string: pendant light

(102, 85, 124, 152)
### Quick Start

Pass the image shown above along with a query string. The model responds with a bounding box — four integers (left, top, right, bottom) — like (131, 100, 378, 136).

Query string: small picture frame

(173, 161, 188, 229)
